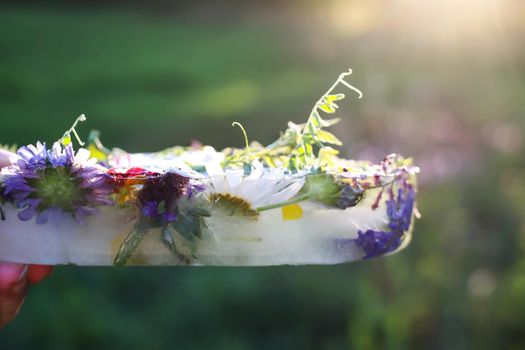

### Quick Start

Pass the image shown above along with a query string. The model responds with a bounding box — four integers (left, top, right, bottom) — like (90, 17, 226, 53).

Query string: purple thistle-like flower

(353, 184, 415, 259)
(1, 142, 114, 224)
(15, 142, 47, 171)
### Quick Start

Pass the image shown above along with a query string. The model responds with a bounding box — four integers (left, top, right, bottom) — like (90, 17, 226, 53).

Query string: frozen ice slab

(0, 169, 417, 266)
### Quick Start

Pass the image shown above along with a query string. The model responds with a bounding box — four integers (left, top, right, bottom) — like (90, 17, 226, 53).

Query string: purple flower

(137, 172, 204, 222)
(187, 183, 206, 199)
(141, 201, 159, 218)
(386, 186, 415, 232)
(2, 142, 114, 224)
(353, 230, 403, 259)
(352, 184, 415, 259)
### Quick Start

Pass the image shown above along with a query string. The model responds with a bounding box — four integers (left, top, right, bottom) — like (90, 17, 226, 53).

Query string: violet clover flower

(353, 184, 415, 259)
(1, 142, 113, 224)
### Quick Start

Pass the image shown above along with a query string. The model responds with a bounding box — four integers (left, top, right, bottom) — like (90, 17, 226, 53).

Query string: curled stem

(307, 69, 363, 136)
(59, 114, 87, 146)
(232, 122, 250, 152)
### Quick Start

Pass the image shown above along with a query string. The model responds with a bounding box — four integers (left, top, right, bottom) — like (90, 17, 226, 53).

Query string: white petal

(246, 160, 263, 181)
(204, 157, 224, 177)
(75, 148, 91, 165)
(51, 142, 63, 157)
(262, 167, 285, 181)
(204, 158, 228, 192)
(245, 179, 282, 206)
(225, 169, 243, 189)
(256, 180, 305, 207)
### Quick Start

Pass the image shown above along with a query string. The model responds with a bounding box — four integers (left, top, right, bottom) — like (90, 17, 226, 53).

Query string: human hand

(0, 149, 54, 327)
(0, 263, 53, 327)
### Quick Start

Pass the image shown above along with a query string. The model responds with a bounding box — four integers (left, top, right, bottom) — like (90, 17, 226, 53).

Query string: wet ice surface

(0, 186, 411, 266)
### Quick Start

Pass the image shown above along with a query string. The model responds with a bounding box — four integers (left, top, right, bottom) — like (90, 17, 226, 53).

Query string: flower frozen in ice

(204, 159, 305, 219)
(1, 142, 113, 224)
(353, 184, 415, 259)
(137, 171, 191, 222)
(108, 167, 158, 205)
(300, 173, 363, 209)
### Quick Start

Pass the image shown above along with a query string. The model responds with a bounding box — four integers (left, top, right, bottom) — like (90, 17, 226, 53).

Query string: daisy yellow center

(208, 193, 259, 220)
(32, 167, 83, 211)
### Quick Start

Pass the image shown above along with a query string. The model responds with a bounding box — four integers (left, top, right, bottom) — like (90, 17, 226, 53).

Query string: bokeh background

(1, 0, 524, 348)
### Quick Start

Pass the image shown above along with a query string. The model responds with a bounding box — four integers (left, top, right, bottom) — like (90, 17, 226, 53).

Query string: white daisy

(204, 159, 305, 216)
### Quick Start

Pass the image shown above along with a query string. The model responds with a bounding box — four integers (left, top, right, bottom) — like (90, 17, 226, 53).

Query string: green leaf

(161, 226, 191, 264)
(296, 144, 306, 167)
(316, 130, 342, 146)
(188, 207, 211, 217)
(171, 207, 210, 241)
(263, 155, 277, 168)
(318, 146, 340, 167)
(325, 93, 345, 103)
(311, 111, 340, 128)
(307, 121, 318, 137)
(304, 142, 313, 157)
(318, 117, 341, 128)
(171, 214, 195, 241)
(302, 173, 343, 207)
(288, 156, 297, 172)
(319, 102, 337, 114)
(309, 110, 322, 128)
(113, 221, 151, 266)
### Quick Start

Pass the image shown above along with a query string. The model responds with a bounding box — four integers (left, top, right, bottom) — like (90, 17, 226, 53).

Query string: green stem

(256, 193, 311, 212)
(304, 69, 362, 139)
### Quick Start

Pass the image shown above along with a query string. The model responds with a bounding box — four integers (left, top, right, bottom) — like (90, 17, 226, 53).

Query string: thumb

(0, 149, 15, 169)
(0, 262, 28, 328)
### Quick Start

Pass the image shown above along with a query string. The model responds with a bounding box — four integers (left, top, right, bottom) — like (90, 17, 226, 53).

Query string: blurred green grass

(0, 5, 335, 151)
(1, 2, 525, 349)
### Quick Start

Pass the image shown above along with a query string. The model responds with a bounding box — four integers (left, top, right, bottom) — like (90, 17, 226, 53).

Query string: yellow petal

(88, 144, 107, 161)
(282, 204, 303, 221)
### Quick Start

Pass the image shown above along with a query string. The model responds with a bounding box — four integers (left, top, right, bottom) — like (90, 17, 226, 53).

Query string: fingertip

(0, 263, 27, 291)
(27, 265, 54, 284)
